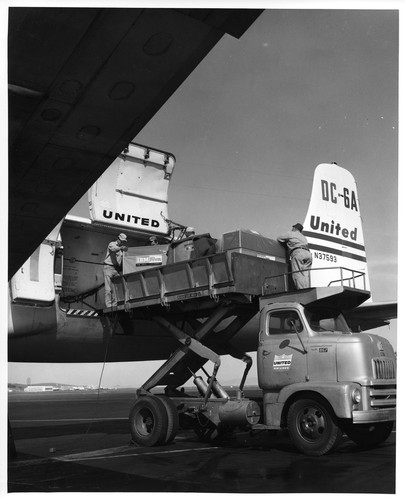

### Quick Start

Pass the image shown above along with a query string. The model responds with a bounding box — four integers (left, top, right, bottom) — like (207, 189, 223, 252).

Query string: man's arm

(108, 241, 121, 253)
(277, 232, 291, 244)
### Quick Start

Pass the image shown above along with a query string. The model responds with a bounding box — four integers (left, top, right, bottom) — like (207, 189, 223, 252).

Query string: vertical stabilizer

(303, 163, 370, 292)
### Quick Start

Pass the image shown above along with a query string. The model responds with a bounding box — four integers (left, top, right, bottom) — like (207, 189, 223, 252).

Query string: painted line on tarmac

(58, 446, 220, 462)
(58, 445, 131, 460)
(10, 417, 128, 423)
(9, 457, 55, 467)
(8, 446, 132, 467)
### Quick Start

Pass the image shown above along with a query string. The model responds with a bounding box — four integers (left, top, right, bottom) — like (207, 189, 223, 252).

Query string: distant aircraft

(8, 145, 397, 367)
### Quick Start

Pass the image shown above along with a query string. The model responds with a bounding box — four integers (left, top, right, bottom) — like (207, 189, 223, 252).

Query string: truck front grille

(372, 357, 396, 380)
(369, 385, 396, 410)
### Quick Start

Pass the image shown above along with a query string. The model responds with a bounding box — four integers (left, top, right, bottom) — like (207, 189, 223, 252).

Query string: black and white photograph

(5, 1, 400, 496)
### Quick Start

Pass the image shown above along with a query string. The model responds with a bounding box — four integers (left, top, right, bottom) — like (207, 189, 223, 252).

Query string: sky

(6, 4, 400, 389)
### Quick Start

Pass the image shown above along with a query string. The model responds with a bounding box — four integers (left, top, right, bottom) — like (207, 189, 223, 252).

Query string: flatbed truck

(108, 250, 396, 455)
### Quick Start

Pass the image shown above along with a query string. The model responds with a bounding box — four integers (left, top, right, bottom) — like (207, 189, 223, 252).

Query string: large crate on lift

(219, 229, 286, 263)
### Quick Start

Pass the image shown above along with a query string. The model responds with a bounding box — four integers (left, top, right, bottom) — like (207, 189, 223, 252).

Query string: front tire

(287, 396, 342, 456)
(344, 421, 393, 448)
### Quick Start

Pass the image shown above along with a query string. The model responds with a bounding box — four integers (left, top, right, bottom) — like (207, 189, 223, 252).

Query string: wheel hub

(299, 407, 325, 440)
(136, 409, 154, 436)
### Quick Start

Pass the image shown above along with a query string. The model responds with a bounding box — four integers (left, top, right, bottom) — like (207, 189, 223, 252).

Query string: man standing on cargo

(103, 233, 128, 307)
(277, 223, 312, 289)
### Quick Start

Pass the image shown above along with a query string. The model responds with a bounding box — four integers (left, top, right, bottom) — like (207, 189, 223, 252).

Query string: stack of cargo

(218, 229, 288, 294)
(219, 228, 286, 263)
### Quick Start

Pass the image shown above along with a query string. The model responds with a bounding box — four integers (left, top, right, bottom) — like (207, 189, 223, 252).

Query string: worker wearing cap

(185, 227, 195, 237)
(103, 233, 128, 307)
(277, 223, 312, 289)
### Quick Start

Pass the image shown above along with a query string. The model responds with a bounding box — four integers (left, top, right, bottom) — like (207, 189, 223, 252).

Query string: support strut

(139, 304, 235, 394)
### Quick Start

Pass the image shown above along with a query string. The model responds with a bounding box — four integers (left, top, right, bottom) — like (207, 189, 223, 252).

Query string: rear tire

(157, 395, 179, 444)
(129, 395, 168, 446)
(287, 396, 342, 456)
(344, 421, 393, 448)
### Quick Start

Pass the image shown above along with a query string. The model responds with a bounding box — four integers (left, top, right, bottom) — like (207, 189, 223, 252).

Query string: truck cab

(257, 288, 396, 455)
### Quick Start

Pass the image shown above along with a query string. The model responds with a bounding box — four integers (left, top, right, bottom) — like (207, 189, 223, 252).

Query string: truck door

(258, 307, 308, 390)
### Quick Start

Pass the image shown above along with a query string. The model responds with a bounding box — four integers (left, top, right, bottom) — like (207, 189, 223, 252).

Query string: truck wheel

(156, 395, 179, 444)
(344, 421, 393, 448)
(129, 395, 168, 447)
(287, 396, 342, 456)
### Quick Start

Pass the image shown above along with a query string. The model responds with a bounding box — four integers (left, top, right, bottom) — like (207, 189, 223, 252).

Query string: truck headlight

(351, 388, 361, 404)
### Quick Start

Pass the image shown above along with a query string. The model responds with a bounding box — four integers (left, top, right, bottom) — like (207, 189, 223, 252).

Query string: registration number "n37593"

(313, 251, 337, 263)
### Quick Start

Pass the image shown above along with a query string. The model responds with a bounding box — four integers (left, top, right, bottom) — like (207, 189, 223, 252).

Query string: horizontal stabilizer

(344, 301, 397, 332)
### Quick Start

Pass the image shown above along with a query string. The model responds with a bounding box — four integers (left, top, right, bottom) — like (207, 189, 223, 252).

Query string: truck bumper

(352, 408, 396, 424)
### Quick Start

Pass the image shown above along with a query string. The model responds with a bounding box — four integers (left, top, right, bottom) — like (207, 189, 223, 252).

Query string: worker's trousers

(104, 265, 121, 307)
(290, 248, 313, 289)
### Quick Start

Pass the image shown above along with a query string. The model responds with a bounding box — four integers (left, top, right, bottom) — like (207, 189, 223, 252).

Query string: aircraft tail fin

(303, 163, 371, 293)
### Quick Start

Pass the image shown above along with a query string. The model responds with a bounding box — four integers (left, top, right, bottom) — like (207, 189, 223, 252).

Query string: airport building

(24, 385, 56, 392)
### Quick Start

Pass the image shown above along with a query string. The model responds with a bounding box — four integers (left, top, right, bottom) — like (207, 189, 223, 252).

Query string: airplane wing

(344, 301, 397, 331)
(8, 7, 262, 278)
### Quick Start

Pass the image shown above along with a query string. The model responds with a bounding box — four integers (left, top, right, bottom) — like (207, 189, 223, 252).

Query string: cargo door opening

(10, 221, 62, 305)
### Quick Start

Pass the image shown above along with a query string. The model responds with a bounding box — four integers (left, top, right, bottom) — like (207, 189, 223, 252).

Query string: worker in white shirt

(277, 223, 312, 289)
(103, 233, 128, 307)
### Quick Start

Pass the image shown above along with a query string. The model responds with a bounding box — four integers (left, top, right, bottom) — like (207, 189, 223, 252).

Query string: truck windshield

(304, 309, 351, 334)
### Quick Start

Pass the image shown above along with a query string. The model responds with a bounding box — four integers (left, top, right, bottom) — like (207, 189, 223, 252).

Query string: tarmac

(8, 388, 396, 493)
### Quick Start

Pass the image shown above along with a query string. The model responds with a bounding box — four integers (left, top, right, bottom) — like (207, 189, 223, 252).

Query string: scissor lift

(105, 251, 285, 444)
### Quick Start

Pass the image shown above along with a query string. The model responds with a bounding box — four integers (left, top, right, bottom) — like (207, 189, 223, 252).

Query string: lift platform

(107, 251, 287, 314)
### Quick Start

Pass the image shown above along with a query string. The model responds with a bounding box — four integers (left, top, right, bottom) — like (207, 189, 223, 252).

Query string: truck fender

(277, 382, 360, 423)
